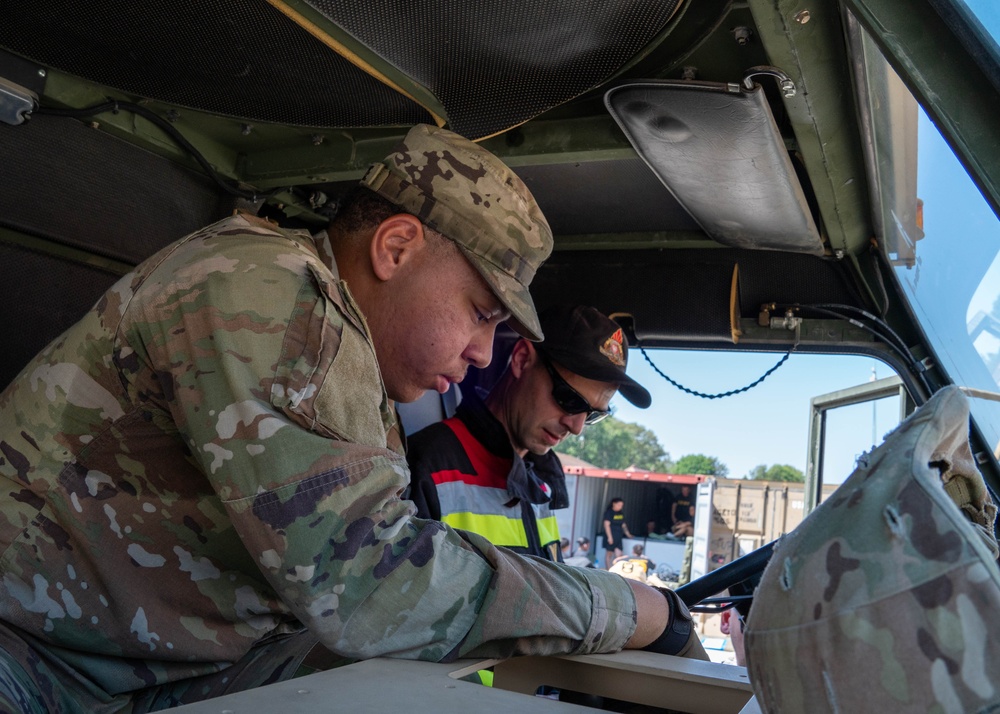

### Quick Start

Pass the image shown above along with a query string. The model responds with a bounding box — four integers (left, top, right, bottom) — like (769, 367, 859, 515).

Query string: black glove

(642, 586, 694, 656)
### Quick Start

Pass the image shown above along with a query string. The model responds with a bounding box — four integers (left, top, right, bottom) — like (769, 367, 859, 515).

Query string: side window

(615, 349, 904, 488)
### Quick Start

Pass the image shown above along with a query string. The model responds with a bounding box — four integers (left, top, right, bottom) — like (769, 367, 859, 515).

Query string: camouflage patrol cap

(744, 386, 1000, 713)
(360, 124, 553, 341)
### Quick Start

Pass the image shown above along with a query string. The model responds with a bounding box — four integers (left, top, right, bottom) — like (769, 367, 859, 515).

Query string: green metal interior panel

(40, 70, 246, 183)
(555, 231, 720, 252)
(747, 0, 872, 257)
(478, 117, 637, 167)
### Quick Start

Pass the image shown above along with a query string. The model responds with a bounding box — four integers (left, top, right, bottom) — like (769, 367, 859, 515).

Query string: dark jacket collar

(455, 389, 569, 509)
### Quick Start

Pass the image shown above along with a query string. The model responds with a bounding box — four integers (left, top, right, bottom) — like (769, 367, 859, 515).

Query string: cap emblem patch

(600, 329, 626, 367)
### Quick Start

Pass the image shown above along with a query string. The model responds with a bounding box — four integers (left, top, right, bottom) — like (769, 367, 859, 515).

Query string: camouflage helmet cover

(744, 386, 1000, 713)
(361, 124, 553, 341)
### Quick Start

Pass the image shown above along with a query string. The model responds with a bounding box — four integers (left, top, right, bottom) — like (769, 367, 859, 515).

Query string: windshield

(861, 4, 1000, 454)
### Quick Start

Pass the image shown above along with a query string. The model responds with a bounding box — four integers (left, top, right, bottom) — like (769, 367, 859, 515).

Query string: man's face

(508, 350, 617, 455)
(376, 232, 509, 403)
(612, 500, 624, 512)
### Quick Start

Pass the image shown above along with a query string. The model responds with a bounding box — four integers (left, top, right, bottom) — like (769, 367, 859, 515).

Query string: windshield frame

(842, 0, 1000, 221)
(844, 0, 1000, 497)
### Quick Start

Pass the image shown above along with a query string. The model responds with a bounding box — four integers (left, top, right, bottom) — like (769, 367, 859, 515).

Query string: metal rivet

(794, 10, 811, 24)
(37, 68, 47, 78)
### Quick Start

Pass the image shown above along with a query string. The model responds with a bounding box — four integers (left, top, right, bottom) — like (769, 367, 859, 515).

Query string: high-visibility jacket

(406, 391, 569, 560)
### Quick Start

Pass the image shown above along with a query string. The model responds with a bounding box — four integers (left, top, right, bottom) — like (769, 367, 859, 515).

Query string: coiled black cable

(639, 346, 792, 400)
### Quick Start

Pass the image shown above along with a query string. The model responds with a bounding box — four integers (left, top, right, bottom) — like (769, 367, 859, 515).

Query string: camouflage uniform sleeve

(455, 533, 638, 659)
(123, 222, 636, 661)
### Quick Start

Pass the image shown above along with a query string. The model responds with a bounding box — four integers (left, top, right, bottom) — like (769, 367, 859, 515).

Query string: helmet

(745, 386, 1000, 713)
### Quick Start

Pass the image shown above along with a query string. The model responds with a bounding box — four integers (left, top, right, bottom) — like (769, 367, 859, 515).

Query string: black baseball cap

(535, 304, 652, 409)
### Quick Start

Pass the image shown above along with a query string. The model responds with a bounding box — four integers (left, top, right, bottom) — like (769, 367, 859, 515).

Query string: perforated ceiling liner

(308, 0, 683, 139)
(0, 116, 231, 265)
(0, 0, 431, 127)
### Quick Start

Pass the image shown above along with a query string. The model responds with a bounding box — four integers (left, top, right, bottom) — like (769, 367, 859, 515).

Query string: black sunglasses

(539, 354, 612, 425)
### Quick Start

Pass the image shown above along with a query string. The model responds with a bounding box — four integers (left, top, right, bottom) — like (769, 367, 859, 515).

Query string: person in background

(560, 537, 572, 559)
(611, 544, 656, 581)
(407, 305, 652, 561)
(672, 484, 696, 537)
(646, 486, 676, 537)
(604, 497, 634, 568)
(565, 537, 595, 568)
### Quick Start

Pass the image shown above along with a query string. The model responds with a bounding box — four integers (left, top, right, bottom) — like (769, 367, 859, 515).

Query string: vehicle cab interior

(2, 0, 1000, 712)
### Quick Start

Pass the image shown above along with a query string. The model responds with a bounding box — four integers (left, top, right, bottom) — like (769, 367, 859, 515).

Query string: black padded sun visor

(606, 81, 825, 256)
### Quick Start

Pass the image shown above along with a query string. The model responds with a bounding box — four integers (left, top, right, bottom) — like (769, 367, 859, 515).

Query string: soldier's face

(509, 353, 616, 455)
(378, 240, 505, 403)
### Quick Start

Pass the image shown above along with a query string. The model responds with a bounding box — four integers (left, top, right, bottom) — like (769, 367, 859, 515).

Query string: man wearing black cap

(406, 304, 652, 561)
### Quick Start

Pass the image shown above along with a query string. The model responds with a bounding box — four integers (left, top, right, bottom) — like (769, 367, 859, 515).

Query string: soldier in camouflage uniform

(0, 124, 684, 712)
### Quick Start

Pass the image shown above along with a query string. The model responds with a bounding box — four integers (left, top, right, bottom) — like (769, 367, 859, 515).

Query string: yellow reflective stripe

(441, 512, 528, 548)
(264, 0, 446, 127)
(536, 514, 560, 546)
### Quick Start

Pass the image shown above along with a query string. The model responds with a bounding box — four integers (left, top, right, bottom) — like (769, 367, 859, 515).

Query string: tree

(672, 453, 729, 477)
(558, 417, 672, 472)
(746, 463, 805, 482)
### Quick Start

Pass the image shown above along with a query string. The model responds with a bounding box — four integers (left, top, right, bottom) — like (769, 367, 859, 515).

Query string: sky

(609, 349, 904, 486)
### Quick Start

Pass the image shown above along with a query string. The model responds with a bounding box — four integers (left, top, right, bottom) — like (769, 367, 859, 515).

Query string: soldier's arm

(142, 249, 637, 661)
(624, 580, 670, 648)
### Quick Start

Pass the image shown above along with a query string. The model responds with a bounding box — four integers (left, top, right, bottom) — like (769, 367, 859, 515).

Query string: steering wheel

(674, 540, 776, 610)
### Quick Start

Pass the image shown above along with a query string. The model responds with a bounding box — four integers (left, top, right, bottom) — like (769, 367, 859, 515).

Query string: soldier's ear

(369, 214, 426, 281)
(509, 339, 535, 379)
